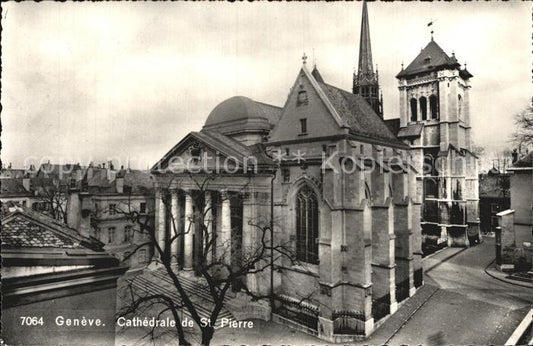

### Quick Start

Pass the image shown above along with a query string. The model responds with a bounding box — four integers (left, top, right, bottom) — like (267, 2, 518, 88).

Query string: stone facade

(394, 39, 480, 252)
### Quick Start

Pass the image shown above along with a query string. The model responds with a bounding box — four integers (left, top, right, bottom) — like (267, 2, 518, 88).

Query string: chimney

(116, 176, 124, 194)
(66, 189, 94, 238)
(512, 149, 518, 164)
(22, 177, 30, 192)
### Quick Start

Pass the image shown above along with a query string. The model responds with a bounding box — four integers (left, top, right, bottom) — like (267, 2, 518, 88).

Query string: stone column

(170, 189, 180, 264)
(156, 188, 166, 259)
(219, 191, 232, 265)
(204, 191, 213, 264)
(242, 192, 258, 293)
(183, 191, 194, 270)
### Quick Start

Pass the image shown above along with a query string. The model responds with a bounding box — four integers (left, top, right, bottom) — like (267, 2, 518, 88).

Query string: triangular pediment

(151, 131, 275, 174)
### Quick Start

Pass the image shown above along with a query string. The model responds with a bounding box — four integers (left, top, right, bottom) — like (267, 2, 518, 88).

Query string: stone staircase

(131, 268, 235, 329)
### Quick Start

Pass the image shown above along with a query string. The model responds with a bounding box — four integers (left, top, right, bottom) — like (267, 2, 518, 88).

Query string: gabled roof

(151, 130, 276, 173)
(396, 39, 463, 79)
(1, 208, 103, 252)
(314, 77, 407, 148)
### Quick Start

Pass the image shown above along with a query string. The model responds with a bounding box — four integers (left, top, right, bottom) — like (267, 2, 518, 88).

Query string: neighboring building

(1, 207, 127, 345)
(478, 169, 510, 234)
(77, 167, 155, 268)
(0, 177, 35, 209)
(495, 152, 533, 272)
(390, 35, 480, 251)
(149, 3, 423, 341)
(507, 152, 533, 246)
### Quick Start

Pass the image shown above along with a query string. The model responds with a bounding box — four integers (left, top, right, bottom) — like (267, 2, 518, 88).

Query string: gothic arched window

(295, 185, 319, 264)
(410, 98, 418, 122)
(420, 96, 428, 121)
(429, 95, 439, 119)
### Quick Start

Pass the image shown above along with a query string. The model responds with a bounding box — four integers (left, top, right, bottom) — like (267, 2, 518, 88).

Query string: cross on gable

(302, 52, 308, 65)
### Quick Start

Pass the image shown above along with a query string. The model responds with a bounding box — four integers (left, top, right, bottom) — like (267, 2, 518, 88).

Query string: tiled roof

(396, 39, 460, 79)
(2, 214, 83, 249)
(316, 81, 406, 147)
(1, 208, 92, 249)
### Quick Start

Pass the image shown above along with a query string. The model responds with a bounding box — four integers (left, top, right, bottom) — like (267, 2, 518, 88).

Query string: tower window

(410, 98, 418, 122)
(300, 118, 307, 134)
(420, 96, 428, 121)
(295, 185, 319, 264)
(430, 95, 439, 119)
(362, 87, 369, 98)
(458, 94, 463, 121)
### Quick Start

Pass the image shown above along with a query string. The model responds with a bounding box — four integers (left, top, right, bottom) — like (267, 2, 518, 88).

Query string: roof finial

(302, 52, 308, 65)
(312, 48, 316, 68)
(401, 61, 404, 70)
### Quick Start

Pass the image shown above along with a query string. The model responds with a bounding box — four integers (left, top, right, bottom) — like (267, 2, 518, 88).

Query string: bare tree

(114, 175, 295, 346)
(512, 104, 533, 148)
(32, 178, 68, 223)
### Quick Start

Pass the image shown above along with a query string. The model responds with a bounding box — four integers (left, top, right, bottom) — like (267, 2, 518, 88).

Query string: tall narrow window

(295, 185, 319, 264)
(429, 95, 439, 119)
(458, 94, 463, 121)
(108, 227, 115, 244)
(420, 96, 428, 120)
(410, 98, 418, 122)
(300, 118, 307, 134)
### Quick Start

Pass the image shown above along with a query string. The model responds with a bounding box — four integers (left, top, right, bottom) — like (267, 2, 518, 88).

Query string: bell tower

(353, 0, 383, 118)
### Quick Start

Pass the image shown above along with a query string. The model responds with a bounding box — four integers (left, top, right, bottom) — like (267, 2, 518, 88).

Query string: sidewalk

(367, 284, 440, 345)
(485, 262, 533, 289)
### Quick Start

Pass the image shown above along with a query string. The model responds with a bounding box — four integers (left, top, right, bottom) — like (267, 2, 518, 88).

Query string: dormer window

(300, 118, 307, 134)
(297, 90, 308, 106)
(424, 55, 431, 64)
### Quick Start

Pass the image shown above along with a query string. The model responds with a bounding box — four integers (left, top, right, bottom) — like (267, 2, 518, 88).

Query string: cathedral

(150, 1, 477, 341)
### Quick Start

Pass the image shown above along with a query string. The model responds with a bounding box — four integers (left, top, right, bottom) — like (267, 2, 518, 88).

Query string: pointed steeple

(353, 0, 383, 118)
(358, 0, 373, 75)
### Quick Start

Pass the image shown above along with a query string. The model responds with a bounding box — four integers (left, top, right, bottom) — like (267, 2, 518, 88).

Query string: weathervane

(428, 19, 437, 40)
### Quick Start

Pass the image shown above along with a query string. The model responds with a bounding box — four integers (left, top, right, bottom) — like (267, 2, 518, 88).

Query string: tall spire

(358, 0, 374, 75)
(353, 0, 383, 118)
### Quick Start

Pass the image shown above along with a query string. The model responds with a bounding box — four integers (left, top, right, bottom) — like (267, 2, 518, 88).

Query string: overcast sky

(2, 1, 531, 170)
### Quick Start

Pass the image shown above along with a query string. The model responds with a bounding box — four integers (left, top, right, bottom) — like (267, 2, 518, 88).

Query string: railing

(395, 279, 410, 303)
(372, 295, 390, 322)
(332, 310, 366, 335)
(414, 269, 423, 288)
(273, 294, 319, 331)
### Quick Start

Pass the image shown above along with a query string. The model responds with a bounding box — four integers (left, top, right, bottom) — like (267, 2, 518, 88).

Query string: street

(385, 236, 532, 345)
(213, 237, 532, 345)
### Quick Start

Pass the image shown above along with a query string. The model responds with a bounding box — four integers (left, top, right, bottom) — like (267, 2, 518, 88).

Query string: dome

(204, 96, 269, 127)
